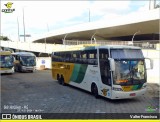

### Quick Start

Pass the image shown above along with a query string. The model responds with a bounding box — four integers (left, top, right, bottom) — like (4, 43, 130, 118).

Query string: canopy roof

(33, 9, 160, 44)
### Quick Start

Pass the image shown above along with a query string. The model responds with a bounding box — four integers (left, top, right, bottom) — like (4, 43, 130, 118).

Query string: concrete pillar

(149, 0, 156, 10)
(156, 43, 160, 50)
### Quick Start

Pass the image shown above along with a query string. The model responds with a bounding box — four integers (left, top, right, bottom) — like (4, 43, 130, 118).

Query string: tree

(0, 36, 9, 41)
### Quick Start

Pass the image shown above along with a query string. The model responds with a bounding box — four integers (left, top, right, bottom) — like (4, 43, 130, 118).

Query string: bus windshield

(111, 49, 146, 85)
(113, 60, 146, 85)
(20, 56, 36, 66)
(0, 55, 14, 68)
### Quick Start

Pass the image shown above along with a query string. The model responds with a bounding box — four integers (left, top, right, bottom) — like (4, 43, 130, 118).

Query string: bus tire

(91, 84, 99, 98)
(14, 66, 17, 72)
(18, 66, 22, 72)
(57, 74, 61, 84)
(61, 76, 65, 86)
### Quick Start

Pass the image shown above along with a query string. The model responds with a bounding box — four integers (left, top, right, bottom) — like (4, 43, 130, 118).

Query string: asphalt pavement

(1, 70, 159, 119)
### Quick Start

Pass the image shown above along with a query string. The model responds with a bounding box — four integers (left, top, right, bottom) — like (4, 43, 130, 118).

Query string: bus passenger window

(61, 53, 66, 62)
(87, 50, 97, 65)
(81, 51, 88, 64)
(55, 52, 61, 62)
(65, 53, 71, 62)
(72, 51, 79, 63)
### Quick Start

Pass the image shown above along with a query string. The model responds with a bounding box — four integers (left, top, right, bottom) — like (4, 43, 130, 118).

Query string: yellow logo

(101, 89, 109, 96)
(5, 2, 13, 9)
(2, 2, 15, 13)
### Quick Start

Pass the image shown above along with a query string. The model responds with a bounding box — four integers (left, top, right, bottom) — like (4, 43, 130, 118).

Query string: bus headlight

(112, 87, 123, 91)
(22, 66, 26, 70)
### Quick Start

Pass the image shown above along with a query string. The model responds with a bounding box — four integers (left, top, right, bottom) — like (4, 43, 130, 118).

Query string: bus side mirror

(108, 58, 115, 72)
(145, 58, 153, 70)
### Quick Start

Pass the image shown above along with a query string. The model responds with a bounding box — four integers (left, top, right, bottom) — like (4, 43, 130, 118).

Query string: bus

(12, 52, 36, 72)
(0, 51, 14, 74)
(51, 45, 152, 99)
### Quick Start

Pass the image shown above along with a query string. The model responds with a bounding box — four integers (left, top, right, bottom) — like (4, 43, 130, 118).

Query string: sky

(0, 0, 156, 42)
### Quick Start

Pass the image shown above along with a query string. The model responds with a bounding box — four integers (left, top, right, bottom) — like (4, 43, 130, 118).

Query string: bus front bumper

(21, 66, 36, 71)
(0, 68, 14, 74)
(111, 88, 147, 99)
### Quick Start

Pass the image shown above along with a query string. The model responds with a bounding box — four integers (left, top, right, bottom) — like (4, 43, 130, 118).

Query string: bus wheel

(14, 66, 17, 72)
(61, 76, 65, 86)
(92, 84, 99, 98)
(18, 66, 22, 72)
(57, 74, 61, 84)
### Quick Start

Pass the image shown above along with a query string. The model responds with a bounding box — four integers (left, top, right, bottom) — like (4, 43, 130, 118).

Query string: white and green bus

(0, 51, 14, 74)
(51, 45, 152, 99)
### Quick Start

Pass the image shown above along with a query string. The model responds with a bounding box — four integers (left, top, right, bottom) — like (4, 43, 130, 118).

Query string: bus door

(99, 49, 112, 98)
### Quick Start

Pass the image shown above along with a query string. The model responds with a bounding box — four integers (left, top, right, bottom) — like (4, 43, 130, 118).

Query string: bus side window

(71, 51, 79, 63)
(76, 51, 81, 64)
(61, 52, 66, 62)
(55, 52, 60, 62)
(80, 51, 88, 64)
(52, 53, 57, 61)
(57, 52, 63, 62)
(88, 50, 97, 65)
(65, 52, 71, 62)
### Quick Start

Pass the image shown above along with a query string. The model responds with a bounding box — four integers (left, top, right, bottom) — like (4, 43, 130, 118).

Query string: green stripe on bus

(132, 85, 139, 90)
(132, 84, 143, 90)
(74, 64, 88, 83)
(137, 84, 143, 89)
(71, 64, 88, 84)
(70, 64, 81, 82)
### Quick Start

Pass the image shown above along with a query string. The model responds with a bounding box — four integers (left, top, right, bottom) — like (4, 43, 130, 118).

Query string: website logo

(2, 2, 15, 13)
(145, 106, 158, 112)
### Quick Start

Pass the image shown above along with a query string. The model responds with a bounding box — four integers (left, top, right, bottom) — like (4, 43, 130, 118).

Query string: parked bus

(51, 45, 152, 99)
(12, 52, 36, 72)
(0, 51, 14, 74)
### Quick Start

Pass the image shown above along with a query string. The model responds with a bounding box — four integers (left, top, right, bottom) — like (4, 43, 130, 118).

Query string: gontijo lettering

(2, 2, 15, 13)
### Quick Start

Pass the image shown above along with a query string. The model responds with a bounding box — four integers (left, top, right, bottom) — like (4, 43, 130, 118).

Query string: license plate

(122, 86, 132, 91)
(130, 93, 136, 96)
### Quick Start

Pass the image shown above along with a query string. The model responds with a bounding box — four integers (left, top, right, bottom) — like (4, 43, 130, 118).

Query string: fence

(65, 40, 158, 49)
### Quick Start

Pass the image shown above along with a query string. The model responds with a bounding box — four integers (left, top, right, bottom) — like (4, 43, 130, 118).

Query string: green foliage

(0, 36, 9, 41)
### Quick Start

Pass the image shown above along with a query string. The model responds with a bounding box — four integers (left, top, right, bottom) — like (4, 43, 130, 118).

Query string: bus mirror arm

(108, 58, 115, 72)
(145, 58, 153, 70)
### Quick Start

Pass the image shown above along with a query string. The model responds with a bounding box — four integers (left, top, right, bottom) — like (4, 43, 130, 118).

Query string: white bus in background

(0, 51, 14, 74)
(12, 52, 36, 73)
(51, 45, 153, 99)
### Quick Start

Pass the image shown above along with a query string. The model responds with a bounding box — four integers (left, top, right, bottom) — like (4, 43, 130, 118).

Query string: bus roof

(53, 45, 141, 52)
(98, 45, 141, 49)
(12, 52, 35, 56)
(0, 51, 12, 55)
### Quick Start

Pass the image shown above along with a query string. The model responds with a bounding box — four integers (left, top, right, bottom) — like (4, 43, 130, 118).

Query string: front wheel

(14, 66, 18, 72)
(92, 85, 99, 98)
